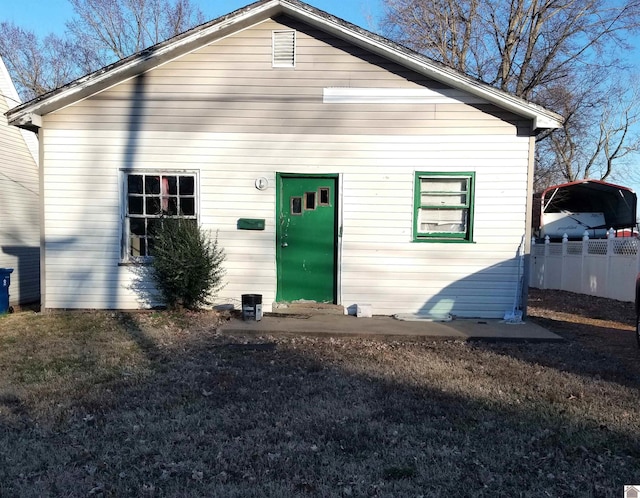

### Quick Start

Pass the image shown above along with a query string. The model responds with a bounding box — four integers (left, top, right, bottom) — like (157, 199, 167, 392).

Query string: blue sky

(1, 0, 383, 36)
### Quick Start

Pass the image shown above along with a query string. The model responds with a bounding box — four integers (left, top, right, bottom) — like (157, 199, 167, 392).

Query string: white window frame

(120, 170, 199, 262)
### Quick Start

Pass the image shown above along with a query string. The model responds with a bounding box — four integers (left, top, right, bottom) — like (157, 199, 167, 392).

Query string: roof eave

(7, 0, 563, 131)
(7, 0, 282, 128)
(279, 0, 563, 130)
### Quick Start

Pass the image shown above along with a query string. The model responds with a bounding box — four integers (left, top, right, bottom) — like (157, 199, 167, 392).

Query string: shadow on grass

(471, 317, 640, 391)
(1, 313, 639, 497)
(528, 288, 637, 324)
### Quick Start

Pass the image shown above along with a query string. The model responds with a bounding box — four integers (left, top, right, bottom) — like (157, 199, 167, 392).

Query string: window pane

(421, 178, 468, 206)
(147, 238, 155, 256)
(147, 218, 162, 236)
(128, 175, 143, 194)
(419, 208, 467, 233)
(146, 197, 161, 215)
(291, 196, 302, 215)
(179, 176, 195, 195)
(319, 188, 330, 205)
(130, 236, 144, 257)
(145, 176, 160, 194)
(164, 176, 177, 195)
(305, 192, 316, 210)
(180, 198, 195, 216)
(130, 218, 146, 236)
(128, 196, 143, 215)
(167, 197, 178, 215)
(421, 178, 467, 192)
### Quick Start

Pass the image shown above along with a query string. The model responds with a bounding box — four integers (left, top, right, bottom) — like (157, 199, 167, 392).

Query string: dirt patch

(527, 288, 640, 377)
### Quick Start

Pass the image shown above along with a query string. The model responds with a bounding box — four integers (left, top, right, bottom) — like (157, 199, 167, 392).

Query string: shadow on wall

(416, 256, 526, 319)
(128, 263, 163, 309)
(346, 255, 527, 320)
(1, 246, 40, 306)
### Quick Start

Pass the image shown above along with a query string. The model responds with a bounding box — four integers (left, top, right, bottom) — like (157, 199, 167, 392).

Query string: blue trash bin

(0, 268, 14, 314)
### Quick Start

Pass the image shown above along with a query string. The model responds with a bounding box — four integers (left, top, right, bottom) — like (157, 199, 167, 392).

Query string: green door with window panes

(125, 173, 197, 258)
(276, 175, 337, 303)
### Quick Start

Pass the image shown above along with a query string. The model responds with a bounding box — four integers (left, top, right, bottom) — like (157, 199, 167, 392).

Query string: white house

(6, 0, 562, 317)
(0, 56, 40, 308)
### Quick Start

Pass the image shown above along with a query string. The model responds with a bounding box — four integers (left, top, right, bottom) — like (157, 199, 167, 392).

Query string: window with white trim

(123, 172, 197, 259)
(414, 172, 475, 242)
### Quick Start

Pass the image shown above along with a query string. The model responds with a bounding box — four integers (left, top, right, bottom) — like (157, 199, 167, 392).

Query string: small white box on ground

(356, 304, 372, 318)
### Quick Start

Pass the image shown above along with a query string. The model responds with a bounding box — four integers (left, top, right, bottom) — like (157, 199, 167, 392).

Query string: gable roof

(6, 0, 563, 131)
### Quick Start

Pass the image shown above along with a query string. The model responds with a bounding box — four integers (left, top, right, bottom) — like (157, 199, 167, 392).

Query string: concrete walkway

(221, 314, 563, 342)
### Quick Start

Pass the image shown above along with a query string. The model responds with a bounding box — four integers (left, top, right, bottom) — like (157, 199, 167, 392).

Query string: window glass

(166, 197, 178, 216)
(130, 237, 145, 258)
(165, 176, 177, 195)
(124, 172, 197, 259)
(305, 192, 316, 210)
(146, 197, 161, 215)
(147, 218, 162, 236)
(414, 172, 474, 242)
(180, 176, 195, 195)
(146, 238, 156, 256)
(181, 198, 195, 216)
(129, 218, 145, 236)
(421, 178, 468, 206)
(128, 196, 143, 215)
(419, 208, 467, 233)
(319, 188, 330, 206)
(128, 175, 143, 194)
(291, 196, 302, 215)
(145, 176, 160, 194)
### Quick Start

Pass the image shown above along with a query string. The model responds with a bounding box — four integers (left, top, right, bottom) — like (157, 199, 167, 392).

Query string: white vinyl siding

(39, 17, 534, 317)
(0, 58, 40, 306)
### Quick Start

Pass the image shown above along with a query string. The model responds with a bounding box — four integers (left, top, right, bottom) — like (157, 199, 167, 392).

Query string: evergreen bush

(149, 218, 225, 310)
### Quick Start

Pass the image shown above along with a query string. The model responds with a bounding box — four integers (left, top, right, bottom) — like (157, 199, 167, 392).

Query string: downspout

(38, 125, 46, 311)
(522, 134, 536, 318)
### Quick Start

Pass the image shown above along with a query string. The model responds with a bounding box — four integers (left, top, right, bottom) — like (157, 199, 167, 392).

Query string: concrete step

(271, 302, 345, 316)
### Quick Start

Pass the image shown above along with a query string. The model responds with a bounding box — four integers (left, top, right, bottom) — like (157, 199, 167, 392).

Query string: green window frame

(413, 172, 475, 242)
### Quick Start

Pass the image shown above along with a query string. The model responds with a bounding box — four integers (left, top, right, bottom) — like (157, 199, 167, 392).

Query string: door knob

(281, 242, 288, 247)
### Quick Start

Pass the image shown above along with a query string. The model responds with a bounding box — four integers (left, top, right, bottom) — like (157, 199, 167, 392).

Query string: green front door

(276, 175, 337, 303)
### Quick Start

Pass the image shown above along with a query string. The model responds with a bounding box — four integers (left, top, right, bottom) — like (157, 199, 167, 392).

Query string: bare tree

(66, 0, 205, 67)
(0, 23, 84, 100)
(382, 0, 640, 99)
(0, 0, 204, 100)
(381, 0, 640, 190)
(383, 0, 480, 73)
(535, 76, 640, 189)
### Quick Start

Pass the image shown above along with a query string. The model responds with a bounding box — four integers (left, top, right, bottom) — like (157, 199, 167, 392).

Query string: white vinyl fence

(530, 230, 640, 302)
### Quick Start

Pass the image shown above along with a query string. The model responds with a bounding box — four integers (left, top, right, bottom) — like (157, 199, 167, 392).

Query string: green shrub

(149, 218, 225, 310)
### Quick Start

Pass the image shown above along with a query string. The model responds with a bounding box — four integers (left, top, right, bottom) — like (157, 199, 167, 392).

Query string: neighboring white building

(0, 56, 40, 307)
(7, 0, 562, 317)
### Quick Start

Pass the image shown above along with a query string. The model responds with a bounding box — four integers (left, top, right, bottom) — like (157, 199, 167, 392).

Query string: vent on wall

(272, 30, 295, 67)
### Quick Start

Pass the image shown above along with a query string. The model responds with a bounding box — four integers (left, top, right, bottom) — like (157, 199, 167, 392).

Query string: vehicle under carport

(533, 179, 638, 240)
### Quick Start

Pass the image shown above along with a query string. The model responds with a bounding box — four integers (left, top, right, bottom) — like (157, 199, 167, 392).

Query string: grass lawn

(0, 299, 639, 497)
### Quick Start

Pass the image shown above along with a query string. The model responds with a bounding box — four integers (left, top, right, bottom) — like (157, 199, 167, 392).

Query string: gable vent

(272, 30, 296, 67)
